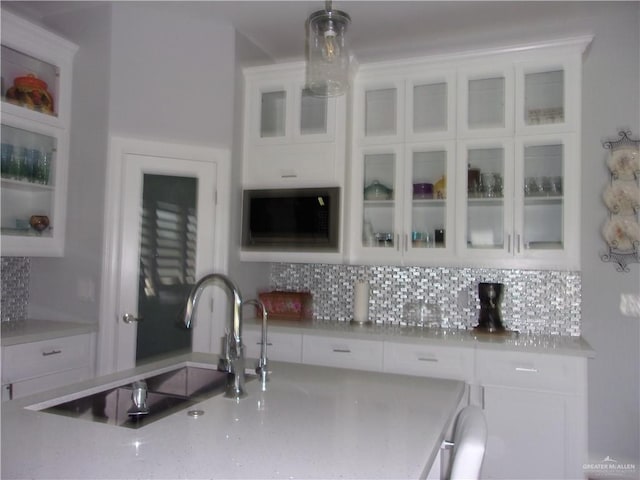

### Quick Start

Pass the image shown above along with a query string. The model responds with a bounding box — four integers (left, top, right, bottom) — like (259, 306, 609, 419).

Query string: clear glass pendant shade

(307, 5, 351, 96)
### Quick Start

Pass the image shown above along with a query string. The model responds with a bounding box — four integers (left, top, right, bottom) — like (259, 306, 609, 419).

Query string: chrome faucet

(243, 298, 269, 389)
(183, 273, 246, 399)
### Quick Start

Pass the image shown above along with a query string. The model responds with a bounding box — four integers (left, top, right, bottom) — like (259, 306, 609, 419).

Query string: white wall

(578, 4, 640, 466)
(108, 3, 234, 146)
(28, 4, 112, 324)
(227, 31, 271, 299)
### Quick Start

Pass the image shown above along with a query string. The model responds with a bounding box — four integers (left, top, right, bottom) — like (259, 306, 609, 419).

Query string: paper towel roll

(353, 281, 370, 324)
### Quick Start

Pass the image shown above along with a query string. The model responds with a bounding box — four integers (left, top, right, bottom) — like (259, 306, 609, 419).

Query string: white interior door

(98, 137, 231, 375)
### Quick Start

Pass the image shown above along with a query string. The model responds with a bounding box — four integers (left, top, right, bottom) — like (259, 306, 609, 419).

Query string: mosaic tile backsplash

(270, 264, 581, 336)
(1, 257, 30, 323)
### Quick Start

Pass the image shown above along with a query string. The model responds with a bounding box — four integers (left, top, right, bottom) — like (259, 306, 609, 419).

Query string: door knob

(122, 313, 143, 324)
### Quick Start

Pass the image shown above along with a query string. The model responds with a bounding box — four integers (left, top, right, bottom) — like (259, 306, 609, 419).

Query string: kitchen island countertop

(1, 353, 465, 479)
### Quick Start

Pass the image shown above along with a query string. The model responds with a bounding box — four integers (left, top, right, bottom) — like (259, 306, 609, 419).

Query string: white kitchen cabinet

(242, 61, 346, 188)
(0, 11, 77, 257)
(383, 341, 475, 382)
(475, 349, 587, 480)
(456, 133, 579, 269)
(457, 63, 514, 138)
(243, 328, 303, 364)
(1, 333, 95, 400)
(353, 67, 457, 145)
(515, 55, 581, 136)
(348, 37, 589, 270)
(302, 334, 384, 372)
(349, 141, 457, 265)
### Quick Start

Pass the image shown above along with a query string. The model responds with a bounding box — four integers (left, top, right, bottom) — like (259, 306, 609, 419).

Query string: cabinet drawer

(476, 349, 585, 394)
(245, 143, 339, 187)
(2, 334, 91, 383)
(243, 329, 303, 363)
(383, 342, 475, 381)
(302, 335, 383, 372)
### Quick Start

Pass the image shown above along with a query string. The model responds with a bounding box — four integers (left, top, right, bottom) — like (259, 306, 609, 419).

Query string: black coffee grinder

(474, 282, 506, 333)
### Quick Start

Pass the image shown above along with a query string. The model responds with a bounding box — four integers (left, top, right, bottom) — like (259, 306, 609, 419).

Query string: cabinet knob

(122, 313, 143, 324)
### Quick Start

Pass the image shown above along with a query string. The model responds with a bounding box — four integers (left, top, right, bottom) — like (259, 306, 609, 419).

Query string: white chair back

(448, 405, 488, 480)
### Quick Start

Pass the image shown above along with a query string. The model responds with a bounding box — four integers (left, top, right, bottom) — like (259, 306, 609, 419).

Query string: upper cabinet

(353, 67, 456, 145)
(1, 11, 77, 257)
(348, 37, 591, 270)
(242, 62, 346, 188)
(457, 63, 514, 138)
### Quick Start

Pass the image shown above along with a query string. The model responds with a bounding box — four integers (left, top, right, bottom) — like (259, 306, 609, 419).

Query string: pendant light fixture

(306, 0, 351, 97)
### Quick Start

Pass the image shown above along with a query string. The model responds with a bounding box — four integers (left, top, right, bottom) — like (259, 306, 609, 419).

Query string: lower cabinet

(243, 324, 588, 480)
(1, 333, 95, 400)
(475, 349, 588, 480)
(243, 329, 303, 364)
(383, 341, 475, 382)
(302, 334, 384, 372)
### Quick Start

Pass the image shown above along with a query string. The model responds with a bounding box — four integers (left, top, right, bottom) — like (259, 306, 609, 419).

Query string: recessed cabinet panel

(365, 88, 397, 138)
(300, 88, 327, 136)
(468, 77, 505, 130)
(413, 82, 447, 134)
(260, 90, 286, 138)
(458, 67, 514, 138)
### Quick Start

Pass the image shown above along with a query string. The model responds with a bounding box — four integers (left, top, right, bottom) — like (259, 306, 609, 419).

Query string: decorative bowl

(29, 215, 50, 233)
(364, 180, 392, 201)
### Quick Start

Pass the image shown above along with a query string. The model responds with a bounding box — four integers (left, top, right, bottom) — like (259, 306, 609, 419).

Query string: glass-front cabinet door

(1, 122, 58, 238)
(457, 139, 515, 260)
(515, 58, 578, 135)
(351, 145, 403, 263)
(515, 134, 576, 265)
(458, 66, 514, 138)
(405, 71, 456, 142)
(252, 80, 334, 145)
(356, 77, 404, 145)
(0, 11, 77, 256)
(404, 142, 455, 260)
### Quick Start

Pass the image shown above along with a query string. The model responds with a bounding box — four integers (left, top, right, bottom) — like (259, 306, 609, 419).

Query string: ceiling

(4, 1, 601, 62)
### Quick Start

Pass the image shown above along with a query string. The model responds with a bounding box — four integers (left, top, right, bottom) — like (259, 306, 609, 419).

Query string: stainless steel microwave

(241, 187, 340, 252)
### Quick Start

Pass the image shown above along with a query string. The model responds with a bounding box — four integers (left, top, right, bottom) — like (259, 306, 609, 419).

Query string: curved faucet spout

(182, 273, 246, 399)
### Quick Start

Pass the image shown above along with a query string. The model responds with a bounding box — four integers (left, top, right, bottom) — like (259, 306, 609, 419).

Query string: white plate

(606, 147, 639, 180)
(602, 183, 640, 214)
(602, 217, 640, 250)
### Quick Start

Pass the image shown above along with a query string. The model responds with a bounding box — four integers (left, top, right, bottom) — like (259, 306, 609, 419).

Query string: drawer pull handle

(515, 366, 538, 373)
(418, 357, 438, 362)
(281, 174, 298, 178)
(256, 342, 273, 346)
(332, 348, 351, 353)
(42, 349, 62, 357)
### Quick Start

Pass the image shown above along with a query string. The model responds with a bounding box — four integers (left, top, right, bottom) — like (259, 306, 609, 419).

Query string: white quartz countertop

(1, 353, 466, 479)
(1, 319, 97, 346)
(245, 319, 595, 357)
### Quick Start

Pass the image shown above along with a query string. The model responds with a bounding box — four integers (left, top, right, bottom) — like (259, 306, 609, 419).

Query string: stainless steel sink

(42, 366, 246, 429)
(145, 365, 228, 398)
